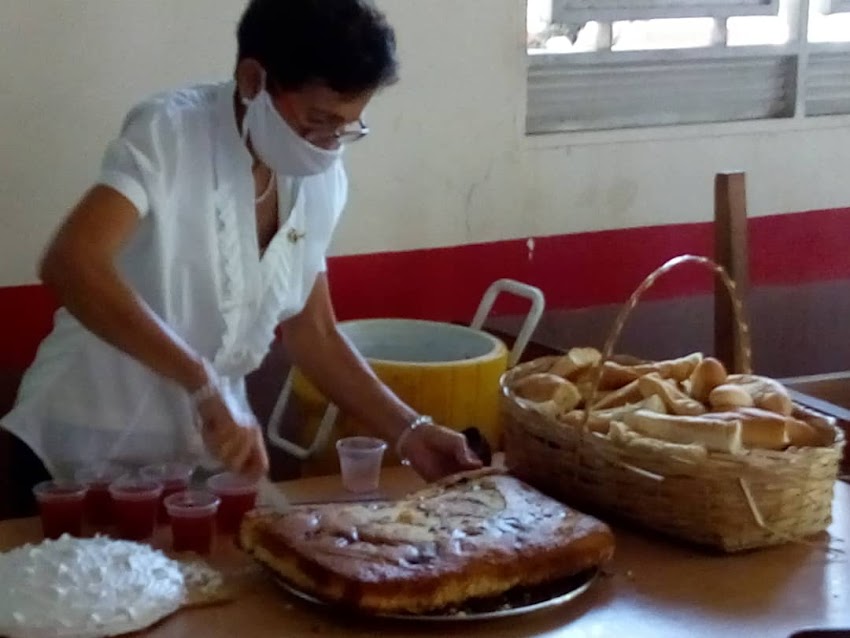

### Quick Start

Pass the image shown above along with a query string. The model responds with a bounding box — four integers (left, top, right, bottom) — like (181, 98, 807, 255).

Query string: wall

(3, 0, 850, 374)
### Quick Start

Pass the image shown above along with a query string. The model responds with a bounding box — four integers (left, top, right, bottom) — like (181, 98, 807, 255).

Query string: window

(819, 0, 850, 13)
(527, 0, 850, 133)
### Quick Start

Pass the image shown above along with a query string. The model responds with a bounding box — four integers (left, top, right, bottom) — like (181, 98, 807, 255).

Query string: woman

(1, 0, 481, 512)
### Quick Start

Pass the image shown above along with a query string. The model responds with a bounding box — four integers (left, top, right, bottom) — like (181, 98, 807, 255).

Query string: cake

(239, 468, 615, 614)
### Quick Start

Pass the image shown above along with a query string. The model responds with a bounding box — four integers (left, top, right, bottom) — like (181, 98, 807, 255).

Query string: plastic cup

(336, 437, 387, 493)
(75, 464, 124, 527)
(33, 480, 87, 539)
(164, 490, 220, 555)
(206, 472, 258, 534)
(108, 475, 163, 541)
(140, 462, 195, 522)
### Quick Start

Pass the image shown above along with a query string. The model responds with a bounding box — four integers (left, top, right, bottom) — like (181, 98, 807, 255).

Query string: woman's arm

(278, 274, 481, 480)
(39, 185, 267, 477)
(278, 274, 415, 440)
(40, 185, 208, 391)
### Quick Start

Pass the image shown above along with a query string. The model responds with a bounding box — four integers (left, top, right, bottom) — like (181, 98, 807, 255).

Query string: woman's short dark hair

(237, 0, 399, 96)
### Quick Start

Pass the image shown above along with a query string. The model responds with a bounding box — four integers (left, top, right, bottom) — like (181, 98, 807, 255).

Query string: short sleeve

(96, 101, 174, 217)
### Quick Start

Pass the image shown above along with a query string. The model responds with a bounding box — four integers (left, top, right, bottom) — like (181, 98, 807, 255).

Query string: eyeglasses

(335, 119, 369, 144)
(306, 119, 370, 147)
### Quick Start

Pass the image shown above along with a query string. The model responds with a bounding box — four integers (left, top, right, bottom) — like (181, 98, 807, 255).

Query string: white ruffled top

(2, 80, 347, 476)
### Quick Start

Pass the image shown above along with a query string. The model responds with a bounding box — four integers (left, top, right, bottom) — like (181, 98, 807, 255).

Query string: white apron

(2, 80, 346, 478)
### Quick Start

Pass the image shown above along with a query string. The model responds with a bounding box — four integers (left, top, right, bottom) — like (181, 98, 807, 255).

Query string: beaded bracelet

(395, 414, 434, 466)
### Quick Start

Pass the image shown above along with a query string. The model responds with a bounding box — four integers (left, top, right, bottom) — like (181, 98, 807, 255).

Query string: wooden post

(714, 172, 751, 373)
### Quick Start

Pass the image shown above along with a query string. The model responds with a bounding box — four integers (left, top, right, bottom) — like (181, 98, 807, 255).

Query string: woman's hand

(197, 394, 269, 480)
(399, 423, 483, 482)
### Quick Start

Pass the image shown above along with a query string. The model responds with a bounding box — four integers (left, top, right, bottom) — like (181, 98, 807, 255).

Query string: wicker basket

(501, 255, 846, 552)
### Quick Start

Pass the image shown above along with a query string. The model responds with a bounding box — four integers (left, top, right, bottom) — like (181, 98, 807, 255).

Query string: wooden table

(1, 468, 848, 638)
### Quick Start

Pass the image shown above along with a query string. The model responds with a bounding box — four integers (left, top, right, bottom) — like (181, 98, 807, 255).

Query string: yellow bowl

(289, 319, 509, 476)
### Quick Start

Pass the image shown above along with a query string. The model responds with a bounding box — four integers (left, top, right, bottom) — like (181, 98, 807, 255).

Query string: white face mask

(240, 74, 342, 177)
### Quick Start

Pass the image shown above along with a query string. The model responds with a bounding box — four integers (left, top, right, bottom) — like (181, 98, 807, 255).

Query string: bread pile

(509, 348, 830, 458)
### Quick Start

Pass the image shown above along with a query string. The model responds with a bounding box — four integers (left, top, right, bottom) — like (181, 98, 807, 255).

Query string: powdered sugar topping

(0, 535, 186, 638)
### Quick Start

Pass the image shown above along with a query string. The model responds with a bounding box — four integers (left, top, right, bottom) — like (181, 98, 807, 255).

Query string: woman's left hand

(399, 423, 483, 482)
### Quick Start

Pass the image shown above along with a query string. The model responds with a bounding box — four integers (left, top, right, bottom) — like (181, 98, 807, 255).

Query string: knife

(256, 476, 291, 512)
(462, 427, 493, 466)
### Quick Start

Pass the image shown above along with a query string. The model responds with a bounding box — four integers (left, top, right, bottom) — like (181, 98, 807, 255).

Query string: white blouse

(2, 80, 348, 478)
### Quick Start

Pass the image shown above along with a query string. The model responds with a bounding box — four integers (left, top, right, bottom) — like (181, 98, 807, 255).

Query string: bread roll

(725, 374, 793, 416)
(513, 373, 576, 404)
(592, 379, 643, 410)
(560, 410, 610, 434)
(632, 352, 704, 383)
(623, 410, 743, 454)
(702, 407, 788, 450)
(578, 353, 704, 391)
(548, 347, 602, 380)
(633, 394, 667, 414)
(790, 405, 837, 446)
(689, 357, 728, 403)
(608, 421, 709, 462)
(576, 381, 600, 404)
(708, 384, 754, 410)
(597, 361, 642, 390)
(513, 372, 582, 417)
(562, 395, 668, 434)
(785, 418, 824, 448)
(573, 360, 642, 391)
(738, 407, 792, 449)
(638, 373, 706, 416)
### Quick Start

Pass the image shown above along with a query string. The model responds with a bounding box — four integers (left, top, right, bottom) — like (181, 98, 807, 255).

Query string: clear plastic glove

(399, 423, 483, 482)
(196, 393, 269, 481)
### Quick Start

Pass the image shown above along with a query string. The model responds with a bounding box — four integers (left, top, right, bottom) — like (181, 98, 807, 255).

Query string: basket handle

(582, 254, 753, 428)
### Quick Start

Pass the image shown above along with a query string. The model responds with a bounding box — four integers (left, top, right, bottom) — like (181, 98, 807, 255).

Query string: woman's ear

(235, 58, 265, 102)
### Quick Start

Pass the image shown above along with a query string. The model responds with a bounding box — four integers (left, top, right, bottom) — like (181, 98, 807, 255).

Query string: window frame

(528, 0, 850, 133)
(819, 0, 850, 14)
(551, 0, 780, 21)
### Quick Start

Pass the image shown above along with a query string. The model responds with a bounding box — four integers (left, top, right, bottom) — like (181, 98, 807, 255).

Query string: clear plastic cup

(336, 437, 387, 493)
(140, 462, 195, 522)
(33, 480, 87, 539)
(164, 490, 220, 555)
(108, 474, 163, 541)
(75, 463, 125, 527)
(206, 472, 258, 534)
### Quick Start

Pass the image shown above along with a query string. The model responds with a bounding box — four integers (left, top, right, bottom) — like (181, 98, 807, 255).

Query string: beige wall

(3, 0, 850, 287)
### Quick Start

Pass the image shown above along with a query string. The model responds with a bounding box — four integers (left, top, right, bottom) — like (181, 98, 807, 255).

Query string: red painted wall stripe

(0, 285, 58, 370)
(328, 207, 850, 322)
(2, 207, 849, 370)
(328, 221, 713, 322)
(750, 208, 850, 285)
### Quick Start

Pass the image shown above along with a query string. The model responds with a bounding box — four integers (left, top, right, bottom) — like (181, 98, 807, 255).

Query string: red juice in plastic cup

(164, 490, 220, 554)
(140, 463, 194, 522)
(108, 475, 163, 541)
(206, 472, 258, 534)
(33, 481, 87, 540)
(75, 464, 124, 527)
